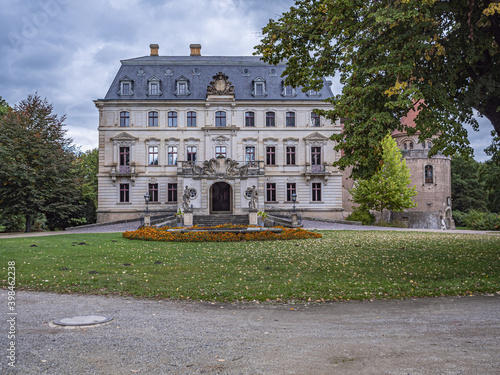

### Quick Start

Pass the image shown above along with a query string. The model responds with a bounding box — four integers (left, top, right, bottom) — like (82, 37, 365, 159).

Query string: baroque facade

(95, 44, 453, 229)
(94, 44, 344, 223)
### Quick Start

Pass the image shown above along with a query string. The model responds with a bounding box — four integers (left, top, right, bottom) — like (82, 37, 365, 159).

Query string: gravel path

(1, 291, 499, 374)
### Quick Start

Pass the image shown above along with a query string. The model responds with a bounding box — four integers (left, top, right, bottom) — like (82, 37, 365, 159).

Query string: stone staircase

(193, 214, 249, 227)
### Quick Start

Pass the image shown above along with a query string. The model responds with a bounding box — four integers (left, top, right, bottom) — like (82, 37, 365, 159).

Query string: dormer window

(147, 76, 162, 97)
(119, 76, 134, 96)
(307, 89, 321, 97)
(122, 83, 131, 95)
(282, 82, 296, 97)
(175, 76, 190, 97)
(252, 77, 267, 97)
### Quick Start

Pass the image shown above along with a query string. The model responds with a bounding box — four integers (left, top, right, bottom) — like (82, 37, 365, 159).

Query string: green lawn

(1, 231, 499, 302)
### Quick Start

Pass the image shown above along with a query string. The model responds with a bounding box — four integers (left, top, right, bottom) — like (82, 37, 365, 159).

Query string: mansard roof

(101, 55, 333, 101)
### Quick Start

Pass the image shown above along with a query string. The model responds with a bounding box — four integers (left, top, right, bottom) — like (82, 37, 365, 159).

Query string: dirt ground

(1, 291, 499, 374)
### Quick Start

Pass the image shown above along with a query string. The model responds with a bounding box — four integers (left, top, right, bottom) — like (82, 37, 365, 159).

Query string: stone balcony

(109, 164, 137, 185)
(303, 164, 331, 182)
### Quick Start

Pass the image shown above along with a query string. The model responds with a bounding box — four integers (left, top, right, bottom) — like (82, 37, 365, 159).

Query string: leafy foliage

(456, 209, 500, 230)
(256, 0, 500, 179)
(0, 96, 9, 116)
(349, 134, 417, 214)
(451, 154, 488, 212)
(73, 148, 99, 224)
(346, 208, 375, 225)
(0, 94, 83, 231)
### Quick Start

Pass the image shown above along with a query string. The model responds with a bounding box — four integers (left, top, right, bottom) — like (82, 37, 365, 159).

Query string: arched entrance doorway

(210, 182, 232, 213)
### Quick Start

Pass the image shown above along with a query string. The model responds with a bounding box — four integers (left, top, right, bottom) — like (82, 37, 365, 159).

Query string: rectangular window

(187, 146, 197, 163)
(122, 83, 130, 95)
(150, 83, 159, 96)
(245, 146, 255, 165)
(286, 112, 295, 127)
(187, 111, 196, 127)
(168, 183, 178, 202)
(266, 112, 275, 127)
(215, 146, 226, 158)
(168, 111, 177, 127)
(286, 183, 296, 202)
(311, 146, 321, 172)
(119, 147, 130, 168)
(119, 183, 129, 202)
(148, 111, 158, 127)
(148, 183, 158, 202)
(168, 146, 178, 165)
(148, 146, 158, 165)
(312, 182, 322, 202)
(120, 111, 130, 127)
(284, 85, 294, 96)
(255, 82, 264, 96)
(286, 146, 296, 165)
(311, 112, 320, 127)
(425, 165, 434, 184)
(245, 112, 255, 127)
(266, 183, 276, 202)
(266, 146, 276, 165)
(178, 82, 187, 96)
(215, 111, 226, 127)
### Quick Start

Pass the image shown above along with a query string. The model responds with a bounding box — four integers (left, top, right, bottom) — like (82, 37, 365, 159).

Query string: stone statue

(182, 185, 191, 211)
(248, 185, 258, 210)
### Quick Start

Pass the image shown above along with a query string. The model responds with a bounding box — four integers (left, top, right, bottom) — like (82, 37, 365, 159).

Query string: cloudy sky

(0, 0, 494, 161)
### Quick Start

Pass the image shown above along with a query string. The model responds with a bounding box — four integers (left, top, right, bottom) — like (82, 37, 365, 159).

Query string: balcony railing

(306, 164, 328, 174)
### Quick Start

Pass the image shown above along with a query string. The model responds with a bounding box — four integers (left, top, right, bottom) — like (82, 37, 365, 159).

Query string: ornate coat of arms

(207, 72, 235, 95)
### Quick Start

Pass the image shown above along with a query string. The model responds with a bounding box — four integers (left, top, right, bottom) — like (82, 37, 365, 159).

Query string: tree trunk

(25, 214, 31, 233)
(477, 98, 500, 137)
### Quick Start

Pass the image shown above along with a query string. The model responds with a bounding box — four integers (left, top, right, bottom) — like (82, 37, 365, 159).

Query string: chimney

(190, 44, 201, 56)
(150, 44, 159, 56)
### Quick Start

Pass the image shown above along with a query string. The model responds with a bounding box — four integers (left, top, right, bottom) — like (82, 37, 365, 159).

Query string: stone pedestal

(183, 211, 193, 227)
(249, 209, 258, 226)
(144, 214, 151, 227)
(291, 213, 299, 228)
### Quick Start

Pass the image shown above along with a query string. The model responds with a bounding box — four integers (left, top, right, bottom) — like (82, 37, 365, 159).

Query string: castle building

(342, 109, 454, 229)
(95, 44, 452, 229)
(94, 44, 344, 224)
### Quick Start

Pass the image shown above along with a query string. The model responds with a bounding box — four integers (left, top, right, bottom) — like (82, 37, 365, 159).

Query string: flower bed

(123, 226, 321, 242)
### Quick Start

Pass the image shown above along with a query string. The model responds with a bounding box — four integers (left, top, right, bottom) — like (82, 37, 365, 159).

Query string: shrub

(346, 209, 375, 225)
(452, 210, 466, 227)
(462, 210, 500, 231)
(2, 215, 26, 232)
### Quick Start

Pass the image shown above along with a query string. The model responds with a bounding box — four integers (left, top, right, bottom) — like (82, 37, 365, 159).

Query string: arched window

(425, 165, 434, 184)
(215, 111, 226, 127)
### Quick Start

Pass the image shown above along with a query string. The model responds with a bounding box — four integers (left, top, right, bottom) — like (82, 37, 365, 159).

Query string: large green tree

(349, 134, 417, 217)
(451, 155, 488, 212)
(74, 148, 99, 224)
(256, 0, 500, 179)
(0, 94, 82, 231)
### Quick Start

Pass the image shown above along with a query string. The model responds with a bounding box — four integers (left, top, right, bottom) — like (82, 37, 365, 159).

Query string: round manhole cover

(53, 315, 113, 326)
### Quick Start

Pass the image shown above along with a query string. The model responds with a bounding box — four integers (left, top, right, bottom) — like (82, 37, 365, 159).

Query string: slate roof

(101, 55, 333, 101)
